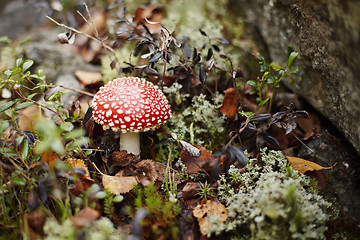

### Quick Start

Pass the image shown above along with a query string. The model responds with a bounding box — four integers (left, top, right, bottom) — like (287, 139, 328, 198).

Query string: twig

(46, 15, 115, 55)
(58, 85, 94, 97)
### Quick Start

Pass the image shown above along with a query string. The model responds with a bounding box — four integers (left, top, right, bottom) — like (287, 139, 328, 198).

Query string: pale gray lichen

(211, 149, 335, 239)
(43, 217, 124, 240)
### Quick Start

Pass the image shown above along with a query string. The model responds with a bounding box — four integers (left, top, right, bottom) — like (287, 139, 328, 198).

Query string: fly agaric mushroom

(92, 77, 171, 155)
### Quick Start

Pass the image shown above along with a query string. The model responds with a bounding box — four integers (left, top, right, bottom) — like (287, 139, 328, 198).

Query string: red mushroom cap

(92, 77, 172, 133)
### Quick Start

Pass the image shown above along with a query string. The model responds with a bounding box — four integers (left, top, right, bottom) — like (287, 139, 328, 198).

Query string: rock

(0, 0, 50, 40)
(235, 0, 360, 153)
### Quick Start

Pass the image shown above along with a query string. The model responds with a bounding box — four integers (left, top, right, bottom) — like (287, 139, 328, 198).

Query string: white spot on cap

(117, 109, 123, 114)
(124, 116, 131, 122)
(104, 104, 109, 109)
(106, 110, 112, 117)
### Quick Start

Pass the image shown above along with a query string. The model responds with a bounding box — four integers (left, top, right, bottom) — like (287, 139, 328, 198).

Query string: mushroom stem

(120, 132, 140, 155)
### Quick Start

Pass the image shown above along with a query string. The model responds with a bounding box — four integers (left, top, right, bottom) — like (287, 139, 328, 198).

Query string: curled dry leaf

(102, 175, 138, 195)
(134, 159, 167, 183)
(57, 31, 76, 44)
(216, 88, 240, 118)
(70, 207, 100, 227)
(285, 156, 332, 174)
(180, 145, 219, 174)
(75, 70, 102, 86)
(193, 200, 228, 236)
(64, 158, 92, 180)
(180, 140, 201, 158)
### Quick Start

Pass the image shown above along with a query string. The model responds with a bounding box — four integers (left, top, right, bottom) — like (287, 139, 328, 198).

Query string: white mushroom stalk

(91, 77, 172, 155)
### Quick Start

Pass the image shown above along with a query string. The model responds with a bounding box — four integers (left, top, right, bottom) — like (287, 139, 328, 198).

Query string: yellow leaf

(285, 156, 332, 174)
(64, 158, 92, 180)
(102, 175, 138, 195)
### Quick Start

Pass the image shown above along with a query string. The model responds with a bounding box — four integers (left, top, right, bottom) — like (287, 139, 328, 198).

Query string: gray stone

(235, 0, 360, 153)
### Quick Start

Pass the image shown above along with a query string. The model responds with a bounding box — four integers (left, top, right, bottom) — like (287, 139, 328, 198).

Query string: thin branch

(46, 15, 115, 55)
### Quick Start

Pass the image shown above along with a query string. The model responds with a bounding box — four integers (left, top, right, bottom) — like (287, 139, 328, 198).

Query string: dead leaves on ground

(102, 159, 172, 195)
(193, 200, 228, 236)
(285, 155, 334, 174)
(102, 175, 138, 195)
(180, 145, 219, 174)
(216, 88, 240, 118)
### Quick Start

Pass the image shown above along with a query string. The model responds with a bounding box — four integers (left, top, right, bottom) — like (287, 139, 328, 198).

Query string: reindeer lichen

(211, 149, 335, 239)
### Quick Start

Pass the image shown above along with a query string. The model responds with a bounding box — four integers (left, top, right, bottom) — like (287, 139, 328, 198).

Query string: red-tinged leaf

(70, 207, 99, 227)
(216, 88, 240, 118)
(180, 145, 219, 174)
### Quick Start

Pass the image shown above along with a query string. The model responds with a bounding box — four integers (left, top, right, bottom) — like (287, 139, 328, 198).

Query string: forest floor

(0, 1, 359, 239)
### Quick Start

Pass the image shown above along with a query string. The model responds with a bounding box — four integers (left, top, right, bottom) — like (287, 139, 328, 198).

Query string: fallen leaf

(70, 207, 99, 227)
(18, 104, 42, 131)
(295, 113, 321, 140)
(182, 182, 201, 200)
(180, 145, 219, 174)
(216, 88, 240, 118)
(64, 158, 92, 180)
(193, 200, 228, 236)
(75, 70, 102, 86)
(41, 151, 59, 168)
(25, 208, 46, 237)
(102, 175, 138, 195)
(134, 159, 166, 183)
(133, 4, 163, 33)
(286, 156, 331, 174)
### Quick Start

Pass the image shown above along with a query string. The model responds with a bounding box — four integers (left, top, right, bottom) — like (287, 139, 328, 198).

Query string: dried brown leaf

(70, 207, 100, 227)
(134, 159, 166, 182)
(180, 145, 219, 174)
(286, 156, 330, 174)
(75, 70, 102, 86)
(64, 158, 92, 180)
(102, 175, 138, 195)
(216, 88, 240, 118)
(193, 200, 228, 236)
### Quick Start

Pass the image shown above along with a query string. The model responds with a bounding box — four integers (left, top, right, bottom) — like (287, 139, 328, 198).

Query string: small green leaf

(247, 80, 257, 88)
(60, 122, 74, 132)
(0, 100, 18, 112)
(21, 139, 29, 161)
(0, 121, 9, 134)
(15, 58, 23, 68)
(95, 191, 108, 199)
(85, 149, 93, 155)
(287, 51, 299, 68)
(14, 102, 35, 111)
(10, 68, 22, 77)
(270, 62, 283, 71)
(0, 36, 11, 44)
(256, 98, 269, 111)
(113, 195, 124, 203)
(4, 69, 12, 76)
(22, 60, 34, 72)
(87, 184, 101, 196)
(11, 172, 26, 186)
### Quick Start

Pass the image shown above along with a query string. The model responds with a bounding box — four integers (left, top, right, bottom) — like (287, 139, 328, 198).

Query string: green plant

(0, 38, 92, 238)
(130, 183, 181, 240)
(195, 181, 215, 200)
(94, 189, 124, 219)
(247, 49, 299, 111)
